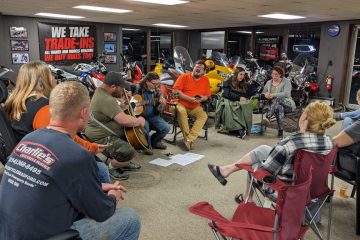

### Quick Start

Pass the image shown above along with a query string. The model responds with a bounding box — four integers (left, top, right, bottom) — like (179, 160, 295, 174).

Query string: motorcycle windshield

(290, 54, 317, 75)
(173, 46, 193, 73)
(229, 55, 243, 68)
(211, 51, 229, 67)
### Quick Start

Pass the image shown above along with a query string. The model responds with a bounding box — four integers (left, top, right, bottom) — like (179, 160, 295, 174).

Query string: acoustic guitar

(129, 93, 179, 116)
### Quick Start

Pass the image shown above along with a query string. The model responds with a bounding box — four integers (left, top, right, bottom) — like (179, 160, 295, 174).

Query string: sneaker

(123, 162, 141, 171)
(109, 168, 129, 180)
(261, 118, 270, 127)
(152, 141, 167, 150)
(183, 139, 191, 151)
(143, 148, 154, 155)
(237, 130, 247, 139)
(333, 112, 342, 120)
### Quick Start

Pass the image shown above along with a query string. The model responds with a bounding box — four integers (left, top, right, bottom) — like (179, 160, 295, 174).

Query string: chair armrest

(236, 164, 286, 192)
(189, 201, 230, 224)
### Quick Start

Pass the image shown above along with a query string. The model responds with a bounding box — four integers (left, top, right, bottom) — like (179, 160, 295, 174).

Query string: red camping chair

(237, 148, 337, 240)
(189, 171, 312, 240)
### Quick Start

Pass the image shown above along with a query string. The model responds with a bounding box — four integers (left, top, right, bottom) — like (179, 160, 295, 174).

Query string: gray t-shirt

(344, 120, 360, 143)
(85, 87, 123, 141)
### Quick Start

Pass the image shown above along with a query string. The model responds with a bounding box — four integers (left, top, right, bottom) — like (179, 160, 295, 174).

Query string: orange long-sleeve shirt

(33, 105, 99, 154)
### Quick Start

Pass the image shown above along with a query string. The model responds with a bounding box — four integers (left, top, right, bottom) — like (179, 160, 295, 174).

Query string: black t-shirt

(0, 128, 116, 240)
(10, 97, 49, 143)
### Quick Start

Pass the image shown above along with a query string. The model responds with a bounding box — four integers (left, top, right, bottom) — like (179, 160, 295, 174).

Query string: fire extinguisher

(326, 75, 333, 97)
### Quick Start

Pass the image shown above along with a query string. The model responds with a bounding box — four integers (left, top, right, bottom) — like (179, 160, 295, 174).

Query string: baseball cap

(104, 71, 132, 90)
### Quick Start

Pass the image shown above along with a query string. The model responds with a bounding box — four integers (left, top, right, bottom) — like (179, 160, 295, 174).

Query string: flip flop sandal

(208, 163, 227, 186)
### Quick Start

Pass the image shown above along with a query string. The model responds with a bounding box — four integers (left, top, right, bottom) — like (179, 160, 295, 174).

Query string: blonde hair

(4, 61, 54, 121)
(49, 81, 90, 121)
(305, 101, 336, 134)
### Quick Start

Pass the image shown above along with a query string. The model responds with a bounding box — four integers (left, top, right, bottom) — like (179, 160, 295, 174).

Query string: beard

(111, 88, 123, 98)
(193, 69, 202, 79)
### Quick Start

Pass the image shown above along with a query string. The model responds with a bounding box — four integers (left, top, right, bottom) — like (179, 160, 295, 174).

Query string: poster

(38, 23, 97, 64)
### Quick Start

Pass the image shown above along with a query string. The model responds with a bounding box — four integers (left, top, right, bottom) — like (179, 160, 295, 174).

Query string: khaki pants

(176, 103, 208, 142)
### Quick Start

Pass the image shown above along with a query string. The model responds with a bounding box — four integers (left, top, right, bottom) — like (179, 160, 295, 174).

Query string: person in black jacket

(216, 67, 256, 139)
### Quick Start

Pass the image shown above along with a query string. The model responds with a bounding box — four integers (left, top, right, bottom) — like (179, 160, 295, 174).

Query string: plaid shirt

(262, 132, 334, 180)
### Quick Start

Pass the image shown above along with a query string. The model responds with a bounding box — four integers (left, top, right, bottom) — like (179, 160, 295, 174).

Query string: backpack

(0, 105, 17, 165)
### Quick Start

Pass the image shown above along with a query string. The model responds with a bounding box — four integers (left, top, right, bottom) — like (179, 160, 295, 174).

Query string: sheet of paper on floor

(170, 153, 204, 166)
(149, 158, 175, 167)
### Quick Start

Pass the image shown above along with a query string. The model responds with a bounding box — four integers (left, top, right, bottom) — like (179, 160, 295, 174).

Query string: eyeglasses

(149, 81, 160, 86)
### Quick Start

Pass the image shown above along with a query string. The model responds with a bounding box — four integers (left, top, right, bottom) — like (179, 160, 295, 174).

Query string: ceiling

(1, 0, 360, 30)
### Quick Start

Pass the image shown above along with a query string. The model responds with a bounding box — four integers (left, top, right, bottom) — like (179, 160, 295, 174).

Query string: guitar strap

(90, 112, 121, 138)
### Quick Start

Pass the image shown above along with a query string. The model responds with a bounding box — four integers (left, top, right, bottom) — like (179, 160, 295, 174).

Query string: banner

(38, 23, 97, 64)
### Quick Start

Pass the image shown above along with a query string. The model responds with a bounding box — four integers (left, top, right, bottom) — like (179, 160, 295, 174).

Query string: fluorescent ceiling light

(227, 40, 237, 43)
(73, 5, 132, 13)
(237, 31, 264, 34)
(131, 0, 188, 5)
(152, 23, 187, 28)
(35, 13, 84, 19)
(258, 13, 305, 20)
(123, 37, 131, 39)
(123, 28, 140, 31)
(151, 35, 161, 38)
(151, 40, 160, 41)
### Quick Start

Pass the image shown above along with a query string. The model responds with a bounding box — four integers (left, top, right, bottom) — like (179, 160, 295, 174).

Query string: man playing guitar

(85, 71, 145, 180)
(136, 72, 171, 154)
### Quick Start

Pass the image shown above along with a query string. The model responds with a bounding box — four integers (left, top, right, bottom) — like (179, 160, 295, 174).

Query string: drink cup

(339, 185, 348, 198)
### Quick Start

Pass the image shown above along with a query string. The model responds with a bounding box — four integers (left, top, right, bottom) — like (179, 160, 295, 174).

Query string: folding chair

(189, 171, 312, 240)
(162, 101, 209, 145)
(237, 148, 338, 240)
(333, 146, 360, 235)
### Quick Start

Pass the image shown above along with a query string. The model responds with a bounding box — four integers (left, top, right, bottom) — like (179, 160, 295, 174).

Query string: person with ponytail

(209, 101, 335, 186)
(215, 67, 256, 139)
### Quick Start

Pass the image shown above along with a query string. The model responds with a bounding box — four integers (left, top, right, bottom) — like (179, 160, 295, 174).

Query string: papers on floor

(149, 153, 204, 167)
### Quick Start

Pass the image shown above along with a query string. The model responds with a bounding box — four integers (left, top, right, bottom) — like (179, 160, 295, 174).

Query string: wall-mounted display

(12, 53, 29, 64)
(104, 32, 117, 41)
(10, 26, 28, 38)
(104, 55, 117, 64)
(11, 40, 29, 51)
(38, 23, 97, 64)
(104, 42, 116, 53)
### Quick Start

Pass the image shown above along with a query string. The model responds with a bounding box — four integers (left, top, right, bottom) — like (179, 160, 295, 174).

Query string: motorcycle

(159, 46, 192, 97)
(274, 52, 293, 77)
(0, 66, 14, 103)
(48, 64, 96, 97)
(288, 53, 318, 106)
(120, 53, 143, 83)
(205, 51, 240, 95)
(245, 51, 271, 94)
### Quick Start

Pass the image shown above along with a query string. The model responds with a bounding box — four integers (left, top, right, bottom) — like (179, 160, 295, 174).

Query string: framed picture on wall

(9, 26, 28, 38)
(104, 55, 117, 64)
(12, 53, 29, 64)
(10, 40, 29, 51)
(104, 32, 117, 41)
(104, 42, 117, 53)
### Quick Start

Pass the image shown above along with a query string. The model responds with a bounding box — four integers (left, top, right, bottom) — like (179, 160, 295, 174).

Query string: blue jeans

(342, 109, 360, 130)
(72, 208, 141, 240)
(96, 161, 111, 183)
(144, 115, 171, 146)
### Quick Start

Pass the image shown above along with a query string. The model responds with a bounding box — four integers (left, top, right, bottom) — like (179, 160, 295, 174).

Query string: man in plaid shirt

(208, 102, 335, 186)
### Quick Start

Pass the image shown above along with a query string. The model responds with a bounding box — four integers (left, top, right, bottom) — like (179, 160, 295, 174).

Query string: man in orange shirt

(173, 60, 211, 150)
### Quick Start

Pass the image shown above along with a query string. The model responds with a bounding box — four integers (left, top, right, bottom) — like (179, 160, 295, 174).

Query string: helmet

(205, 60, 215, 69)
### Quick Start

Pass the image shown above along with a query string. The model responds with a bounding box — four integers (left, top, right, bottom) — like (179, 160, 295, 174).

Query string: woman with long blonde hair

(210, 101, 335, 186)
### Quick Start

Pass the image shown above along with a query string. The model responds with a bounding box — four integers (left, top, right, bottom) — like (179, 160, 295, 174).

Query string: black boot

(277, 129, 283, 138)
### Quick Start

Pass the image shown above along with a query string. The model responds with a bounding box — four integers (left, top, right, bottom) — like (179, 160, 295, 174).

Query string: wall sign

(327, 24, 341, 37)
(38, 23, 97, 64)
